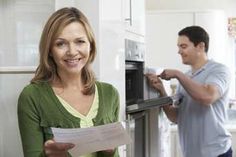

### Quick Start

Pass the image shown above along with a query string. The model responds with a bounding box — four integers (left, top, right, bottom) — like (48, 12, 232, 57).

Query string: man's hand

(145, 73, 166, 96)
(159, 69, 180, 80)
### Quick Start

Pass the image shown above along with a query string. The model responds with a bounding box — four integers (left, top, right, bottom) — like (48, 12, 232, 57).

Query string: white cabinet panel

(76, 0, 125, 119)
(0, 74, 33, 157)
(75, 1, 125, 156)
(125, 0, 145, 36)
(0, 1, 54, 157)
(0, 0, 54, 67)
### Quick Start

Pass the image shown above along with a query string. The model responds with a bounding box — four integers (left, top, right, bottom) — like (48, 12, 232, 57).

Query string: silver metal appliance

(125, 39, 173, 157)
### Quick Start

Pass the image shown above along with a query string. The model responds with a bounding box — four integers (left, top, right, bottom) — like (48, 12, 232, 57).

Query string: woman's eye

(76, 40, 86, 44)
(55, 42, 66, 48)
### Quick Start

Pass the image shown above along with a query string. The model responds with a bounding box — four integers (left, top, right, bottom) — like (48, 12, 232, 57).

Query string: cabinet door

(0, 0, 55, 156)
(0, 74, 33, 157)
(125, 0, 145, 36)
(0, 0, 54, 67)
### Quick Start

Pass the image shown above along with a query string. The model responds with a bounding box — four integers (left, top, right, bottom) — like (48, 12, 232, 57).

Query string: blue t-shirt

(176, 60, 232, 157)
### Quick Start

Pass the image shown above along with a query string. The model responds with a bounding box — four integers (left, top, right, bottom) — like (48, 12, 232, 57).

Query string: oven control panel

(125, 39, 145, 62)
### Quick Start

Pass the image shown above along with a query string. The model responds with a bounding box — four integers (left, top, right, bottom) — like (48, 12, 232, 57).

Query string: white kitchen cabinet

(0, 0, 54, 67)
(0, 1, 54, 157)
(0, 74, 34, 157)
(75, 0, 125, 120)
(124, 0, 145, 37)
(75, 1, 126, 156)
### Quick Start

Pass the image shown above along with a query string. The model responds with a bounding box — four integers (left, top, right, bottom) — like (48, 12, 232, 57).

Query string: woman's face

(51, 22, 91, 76)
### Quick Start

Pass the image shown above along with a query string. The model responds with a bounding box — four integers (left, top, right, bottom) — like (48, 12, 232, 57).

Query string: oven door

(126, 111, 149, 157)
(125, 61, 144, 105)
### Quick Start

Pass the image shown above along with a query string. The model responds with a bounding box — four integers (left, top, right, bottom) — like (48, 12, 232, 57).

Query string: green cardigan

(17, 81, 120, 157)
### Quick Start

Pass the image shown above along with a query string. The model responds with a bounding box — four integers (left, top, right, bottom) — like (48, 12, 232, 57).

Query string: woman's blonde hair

(31, 7, 96, 95)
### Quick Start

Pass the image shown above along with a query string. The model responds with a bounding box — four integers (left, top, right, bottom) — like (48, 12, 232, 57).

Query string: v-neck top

(56, 85, 99, 157)
(56, 85, 99, 128)
(18, 81, 120, 157)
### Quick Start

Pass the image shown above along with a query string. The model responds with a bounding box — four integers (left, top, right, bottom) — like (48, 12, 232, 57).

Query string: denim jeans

(218, 147, 233, 157)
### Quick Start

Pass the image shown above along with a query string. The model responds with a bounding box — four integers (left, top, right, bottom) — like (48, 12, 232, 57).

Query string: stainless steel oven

(125, 39, 148, 157)
(126, 111, 149, 157)
(125, 39, 174, 157)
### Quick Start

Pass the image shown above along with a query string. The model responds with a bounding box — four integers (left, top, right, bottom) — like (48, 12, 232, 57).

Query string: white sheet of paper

(51, 122, 132, 156)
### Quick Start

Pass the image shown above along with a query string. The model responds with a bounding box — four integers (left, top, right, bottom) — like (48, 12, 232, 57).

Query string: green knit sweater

(17, 81, 120, 157)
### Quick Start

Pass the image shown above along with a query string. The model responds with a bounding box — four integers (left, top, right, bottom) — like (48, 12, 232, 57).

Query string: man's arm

(160, 69, 221, 106)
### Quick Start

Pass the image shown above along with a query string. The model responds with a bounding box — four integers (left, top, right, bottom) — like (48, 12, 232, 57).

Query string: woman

(17, 7, 120, 157)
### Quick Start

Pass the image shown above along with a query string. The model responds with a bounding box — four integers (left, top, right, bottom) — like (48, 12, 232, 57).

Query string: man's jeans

(218, 147, 233, 157)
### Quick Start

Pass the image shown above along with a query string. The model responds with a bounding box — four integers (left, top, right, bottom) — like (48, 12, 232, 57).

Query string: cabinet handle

(125, 0, 132, 26)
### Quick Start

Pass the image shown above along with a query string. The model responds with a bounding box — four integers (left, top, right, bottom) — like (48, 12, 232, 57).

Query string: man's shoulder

(208, 60, 229, 72)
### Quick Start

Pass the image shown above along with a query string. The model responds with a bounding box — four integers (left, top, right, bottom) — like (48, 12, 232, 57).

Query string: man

(146, 26, 232, 157)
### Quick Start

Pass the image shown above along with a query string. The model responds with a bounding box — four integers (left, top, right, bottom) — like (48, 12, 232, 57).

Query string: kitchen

(0, 0, 236, 157)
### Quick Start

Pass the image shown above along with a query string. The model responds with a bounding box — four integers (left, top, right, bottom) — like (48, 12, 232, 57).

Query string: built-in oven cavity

(125, 61, 144, 105)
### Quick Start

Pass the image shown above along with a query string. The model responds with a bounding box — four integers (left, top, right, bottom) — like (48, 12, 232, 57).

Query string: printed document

(51, 122, 131, 156)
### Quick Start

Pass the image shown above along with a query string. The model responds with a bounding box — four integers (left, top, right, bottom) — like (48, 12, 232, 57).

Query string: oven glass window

(125, 61, 144, 105)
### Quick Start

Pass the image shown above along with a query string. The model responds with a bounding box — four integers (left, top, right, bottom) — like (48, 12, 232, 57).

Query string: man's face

(177, 35, 199, 65)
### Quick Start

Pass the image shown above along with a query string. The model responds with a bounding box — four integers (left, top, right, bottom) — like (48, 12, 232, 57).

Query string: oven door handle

(126, 96, 174, 114)
(127, 110, 147, 120)
(125, 64, 138, 70)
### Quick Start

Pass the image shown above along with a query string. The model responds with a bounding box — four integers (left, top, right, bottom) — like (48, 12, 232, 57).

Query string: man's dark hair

(178, 26, 209, 53)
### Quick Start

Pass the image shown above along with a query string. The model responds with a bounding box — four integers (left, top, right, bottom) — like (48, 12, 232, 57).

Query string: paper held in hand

(51, 122, 132, 156)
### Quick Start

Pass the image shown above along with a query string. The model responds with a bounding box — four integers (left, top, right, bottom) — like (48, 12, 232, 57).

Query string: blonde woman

(18, 7, 119, 157)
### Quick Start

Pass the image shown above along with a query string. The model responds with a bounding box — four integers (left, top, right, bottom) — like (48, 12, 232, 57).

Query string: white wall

(146, 0, 236, 16)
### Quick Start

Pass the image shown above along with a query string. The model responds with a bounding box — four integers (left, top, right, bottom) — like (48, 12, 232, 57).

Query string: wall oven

(125, 39, 148, 157)
(125, 39, 174, 157)
(125, 39, 156, 105)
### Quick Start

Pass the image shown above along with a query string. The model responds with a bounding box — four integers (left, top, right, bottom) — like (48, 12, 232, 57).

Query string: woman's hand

(102, 148, 115, 155)
(44, 139, 75, 157)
